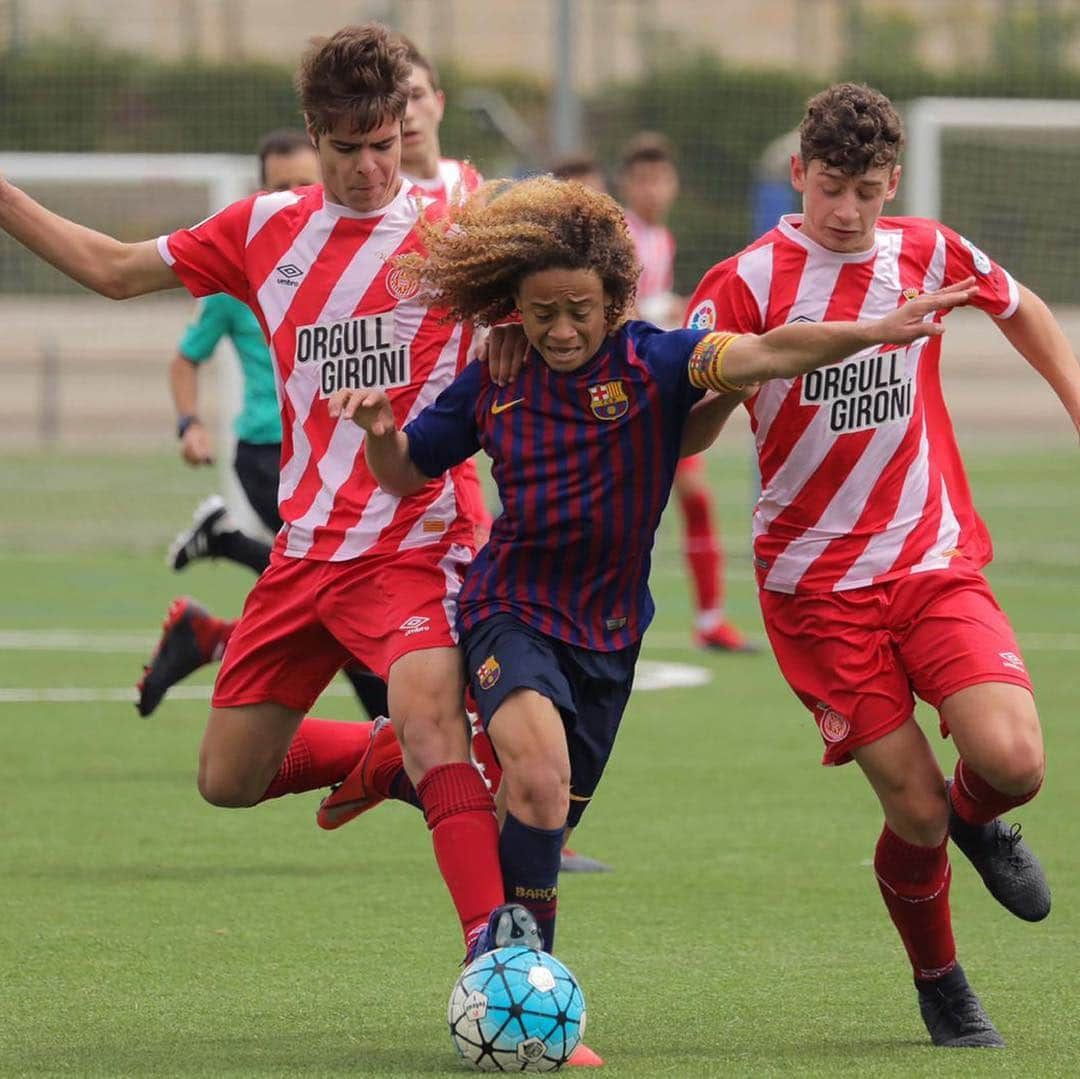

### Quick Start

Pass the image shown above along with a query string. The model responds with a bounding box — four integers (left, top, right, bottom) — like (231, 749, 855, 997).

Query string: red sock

(679, 488, 722, 614)
(470, 725, 503, 792)
(874, 825, 956, 980)
(417, 762, 504, 947)
(195, 615, 235, 662)
(951, 759, 1042, 826)
(258, 717, 374, 801)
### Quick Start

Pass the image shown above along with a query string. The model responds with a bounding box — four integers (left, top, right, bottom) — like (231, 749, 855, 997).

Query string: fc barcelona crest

(476, 654, 501, 690)
(587, 379, 630, 420)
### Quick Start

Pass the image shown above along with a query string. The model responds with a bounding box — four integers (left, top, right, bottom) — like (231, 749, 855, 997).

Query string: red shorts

(212, 540, 472, 713)
(760, 566, 1034, 766)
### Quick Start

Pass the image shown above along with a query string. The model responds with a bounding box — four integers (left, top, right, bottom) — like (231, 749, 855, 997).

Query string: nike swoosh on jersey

(491, 397, 525, 415)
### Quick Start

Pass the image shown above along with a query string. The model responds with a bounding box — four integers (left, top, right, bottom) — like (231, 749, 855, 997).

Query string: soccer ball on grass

(448, 946, 586, 1071)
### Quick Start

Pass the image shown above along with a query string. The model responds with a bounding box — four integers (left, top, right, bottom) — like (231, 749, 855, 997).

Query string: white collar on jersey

(778, 213, 879, 263)
(321, 178, 412, 220)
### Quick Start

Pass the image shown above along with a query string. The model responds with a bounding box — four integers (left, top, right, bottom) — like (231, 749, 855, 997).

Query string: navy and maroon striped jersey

(405, 321, 710, 651)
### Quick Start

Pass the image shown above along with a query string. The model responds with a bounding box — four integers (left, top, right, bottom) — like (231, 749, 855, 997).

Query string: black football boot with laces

(947, 778, 1051, 922)
(916, 963, 1005, 1048)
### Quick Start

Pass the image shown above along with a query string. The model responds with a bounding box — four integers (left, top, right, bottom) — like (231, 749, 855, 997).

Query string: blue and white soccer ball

(448, 947, 586, 1071)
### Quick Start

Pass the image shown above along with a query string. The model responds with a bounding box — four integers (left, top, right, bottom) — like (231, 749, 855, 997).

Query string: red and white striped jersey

(158, 180, 476, 562)
(403, 157, 482, 205)
(625, 209, 676, 307)
(686, 213, 1020, 595)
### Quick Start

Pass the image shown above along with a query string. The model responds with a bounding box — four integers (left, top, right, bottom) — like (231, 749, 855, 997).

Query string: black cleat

(465, 903, 543, 964)
(136, 597, 216, 717)
(947, 779, 1051, 922)
(560, 847, 614, 873)
(167, 495, 228, 571)
(916, 963, 1005, 1048)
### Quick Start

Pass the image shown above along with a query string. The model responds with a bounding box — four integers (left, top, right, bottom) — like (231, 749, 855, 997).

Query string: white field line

(5, 627, 1080, 654)
(0, 650, 710, 704)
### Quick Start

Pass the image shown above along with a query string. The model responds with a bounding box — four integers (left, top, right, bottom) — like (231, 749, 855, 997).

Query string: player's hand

(484, 323, 530, 386)
(873, 277, 977, 345)
(327, 388, 396, 435)
(180, 423, 214, 466)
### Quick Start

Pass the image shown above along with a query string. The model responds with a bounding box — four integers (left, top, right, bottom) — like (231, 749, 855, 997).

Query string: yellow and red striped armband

(688, 332, 745, 394)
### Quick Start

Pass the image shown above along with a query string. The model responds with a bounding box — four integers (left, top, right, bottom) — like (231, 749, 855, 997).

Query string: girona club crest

(476, 654, 501, 690)
(817, 706, 850, 743)
(587, 379, 629, 420)
(385, 265, 420, 301)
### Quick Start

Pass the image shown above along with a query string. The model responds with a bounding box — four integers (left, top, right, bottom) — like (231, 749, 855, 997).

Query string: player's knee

(981, 742, 1045, 797)
(506, 766, 570, 831)
(888, 784, 950, 846)
(197, 763, 261, 808)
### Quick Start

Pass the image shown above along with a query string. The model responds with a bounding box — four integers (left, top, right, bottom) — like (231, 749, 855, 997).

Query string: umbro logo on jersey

(400, 616, 431, 636)
(491, 397, 525, 415)
(276, 264, 304, 286)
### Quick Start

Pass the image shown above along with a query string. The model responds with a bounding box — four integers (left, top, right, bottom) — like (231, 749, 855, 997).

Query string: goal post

(903, 97, 1080, 305)
(0, 151, 268, 535)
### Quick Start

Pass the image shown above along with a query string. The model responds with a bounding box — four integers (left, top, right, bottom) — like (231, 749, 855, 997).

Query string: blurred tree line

(3, 0, 1080, 300)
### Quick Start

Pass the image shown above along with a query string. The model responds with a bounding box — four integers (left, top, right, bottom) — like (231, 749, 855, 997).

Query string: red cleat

(316, 715, 399, 830)
(136, 596, 225, 717)
(568, 1042, 604, 1067)
(694, 621, 759, 653)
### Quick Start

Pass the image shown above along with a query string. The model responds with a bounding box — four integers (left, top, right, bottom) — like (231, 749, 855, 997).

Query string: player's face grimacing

(516, 267, 610, 373)
(263, 147, 320, 193)
(402, 67, 445, 174)
(791, 156, 900, 254)
(311, 115, 403, 214)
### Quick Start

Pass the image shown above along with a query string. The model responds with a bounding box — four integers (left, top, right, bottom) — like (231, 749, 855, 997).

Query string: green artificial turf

(1, 448, 1077, 1076)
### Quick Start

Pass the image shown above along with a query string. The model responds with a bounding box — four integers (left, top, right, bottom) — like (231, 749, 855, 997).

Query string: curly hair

(397, 176, 641, 328)
(295, 24, 410, 136)
(799, 82, 903, 175)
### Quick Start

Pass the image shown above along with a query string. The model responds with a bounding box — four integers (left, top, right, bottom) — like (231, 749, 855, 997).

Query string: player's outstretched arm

(327, 388, 430, 495)
(713, 278, 978, 389)
(993, 284, 1080, 442)
(0, 177, 178, 299)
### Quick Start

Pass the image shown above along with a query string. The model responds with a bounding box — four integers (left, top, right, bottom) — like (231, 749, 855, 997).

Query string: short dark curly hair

(396, 176, 641, 329)
(799, 82, 903, 175)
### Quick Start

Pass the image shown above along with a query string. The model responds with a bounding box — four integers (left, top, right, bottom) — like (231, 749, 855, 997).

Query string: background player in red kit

(686, 82, 1080, 1048)
(0, 24, 509, 963)
(619, 132, 754, 652)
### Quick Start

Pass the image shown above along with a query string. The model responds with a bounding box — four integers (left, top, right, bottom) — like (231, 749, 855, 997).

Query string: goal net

(0, 152, 267, 531)
(903, 97, 1080, 305)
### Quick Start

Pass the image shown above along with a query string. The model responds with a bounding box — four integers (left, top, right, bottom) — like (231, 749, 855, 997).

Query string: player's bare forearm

(719, 279, 978, 386)
(327, 388, 429, 494)
(363, 430, 430, 496)
(170, 354, 200, 417)
(0, 178, 178, 298)
(680, 388, 754, 457)
(995, 285, 1080, 440)
(170, 354, 213, 465)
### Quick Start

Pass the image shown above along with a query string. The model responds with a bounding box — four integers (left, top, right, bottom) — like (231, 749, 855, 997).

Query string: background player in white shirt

(396, 33, 481, 204)
(620, 132, 754, 653)
(687, 81, 1080, 1049)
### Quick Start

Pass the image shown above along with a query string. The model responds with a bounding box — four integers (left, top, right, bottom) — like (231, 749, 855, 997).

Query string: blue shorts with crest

(462, 612, 640, 828)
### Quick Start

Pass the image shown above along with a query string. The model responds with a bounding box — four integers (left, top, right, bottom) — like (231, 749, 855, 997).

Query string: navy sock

(388, 767, 422, 809)
(499, 811, 564, 951)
